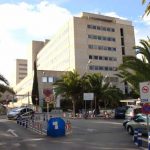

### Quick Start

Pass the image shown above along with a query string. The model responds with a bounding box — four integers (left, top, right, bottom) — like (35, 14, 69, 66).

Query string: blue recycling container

(47, 117, 65, 137)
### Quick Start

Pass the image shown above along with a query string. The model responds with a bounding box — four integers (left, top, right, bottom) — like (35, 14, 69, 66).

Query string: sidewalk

(140, 137, 148, 150)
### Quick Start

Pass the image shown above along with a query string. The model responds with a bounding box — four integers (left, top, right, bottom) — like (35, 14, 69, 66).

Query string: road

(0, 116, 141, 150)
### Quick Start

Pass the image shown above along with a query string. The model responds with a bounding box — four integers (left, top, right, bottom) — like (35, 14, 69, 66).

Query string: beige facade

(27, 40, 49, 75)
(13, 12, 135, 108)
(16, 59, 27, 84)
(37, 12, 135, 92)
(13, 69, 65, 108)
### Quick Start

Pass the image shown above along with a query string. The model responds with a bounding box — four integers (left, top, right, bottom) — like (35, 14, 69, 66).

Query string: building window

(120, 28, 124, 36)
(42, 77, 47, 83)
(122, 47, 125, 55)
(95, 66, 99, 70)
(121, 37, 124, 46)
(48, 77, 54, 83)
(99, 56, 102, 60)
(89, 65, 94, 70)
(105, 67, 108, 71)
(89, 55, 92, 59)
(88, 45, 93, 49)
(111, 28, 115, 32)
(94, 56, 98, 60)
(99, 66, 103, 70)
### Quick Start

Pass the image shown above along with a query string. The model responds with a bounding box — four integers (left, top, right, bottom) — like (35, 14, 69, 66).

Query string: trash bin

(47, 117, 65, 137)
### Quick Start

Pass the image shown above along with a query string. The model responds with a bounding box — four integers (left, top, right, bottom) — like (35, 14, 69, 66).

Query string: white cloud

(143, 14, 150, 25)
(0, 1, 72, 86)
(133, 15, 150, 44)
(102, 12, 127, 20)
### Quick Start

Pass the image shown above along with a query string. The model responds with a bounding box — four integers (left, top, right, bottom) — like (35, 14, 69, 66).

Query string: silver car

(7, 107, 34, 120)
(126, 115, 149, 135)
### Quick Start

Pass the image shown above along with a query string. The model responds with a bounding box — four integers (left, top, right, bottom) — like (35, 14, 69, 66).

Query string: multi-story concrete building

(37, 12, 135, 93)
(16, 59, 27, 84)
(13, 12, 135, 108)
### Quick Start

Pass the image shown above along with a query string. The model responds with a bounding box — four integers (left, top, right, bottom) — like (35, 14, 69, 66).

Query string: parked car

(123, 113, 144, 129)
(7, 107, 34, 120)
(125, 106, 142, 120)
(114, 106, 128, 119)
(126, 115, 149, 135)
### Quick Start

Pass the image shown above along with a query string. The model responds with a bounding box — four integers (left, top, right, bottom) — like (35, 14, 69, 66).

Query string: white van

(125, 106, 142, 119)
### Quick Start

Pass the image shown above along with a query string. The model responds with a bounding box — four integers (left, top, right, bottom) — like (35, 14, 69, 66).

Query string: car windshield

(136, 115, 150, 122)
(11, 108, 22, 112)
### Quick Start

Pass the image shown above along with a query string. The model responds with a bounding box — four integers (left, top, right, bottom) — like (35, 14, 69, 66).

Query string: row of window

(87, 24, 115, 32)
(88, 44, 116, 51)
(19, 68, 27, 71)
(88, 34, 116, 42)
(19, 73, 27, 75)
(19, 77, 25, 80)
(120, 28, 125, 55)
(19, 64, 27, 66)
(42, 76, 55, 83)
(89, 55, 117, 61)
(89, 65, 117, 71)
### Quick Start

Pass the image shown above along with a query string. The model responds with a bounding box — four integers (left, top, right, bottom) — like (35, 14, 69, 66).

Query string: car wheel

(127, 126, 134, 135)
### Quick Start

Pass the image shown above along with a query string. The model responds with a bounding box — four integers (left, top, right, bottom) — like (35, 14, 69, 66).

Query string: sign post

(43, 88, 53, 120)
(140, 81, 150, 103)
(140, 81, 150, 134)
(83, 93, 94, 115)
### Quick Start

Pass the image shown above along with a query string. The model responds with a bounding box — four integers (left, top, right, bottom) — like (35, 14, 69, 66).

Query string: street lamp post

(85, 60, 92, 114)
(85, 60, 92, 73)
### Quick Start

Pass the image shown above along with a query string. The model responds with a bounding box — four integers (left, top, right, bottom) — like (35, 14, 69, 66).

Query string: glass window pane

(42, 77, 47, 83)
(48, 77, 53, 83)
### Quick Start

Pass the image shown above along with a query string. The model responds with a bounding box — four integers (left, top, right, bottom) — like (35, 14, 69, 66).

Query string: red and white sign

(142, 103, 150, 114)
(43, 88, 53, 97)
(45, 97, 51, 103)
(142, 86, 149, 93)
(140, 81, 150, 103)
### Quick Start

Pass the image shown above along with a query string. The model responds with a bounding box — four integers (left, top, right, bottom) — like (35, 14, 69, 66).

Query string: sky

(0, 0, 149, 86)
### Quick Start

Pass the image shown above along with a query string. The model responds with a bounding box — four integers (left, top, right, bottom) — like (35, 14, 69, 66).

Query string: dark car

(7, 107, 34, 120)
(114, 106, 128, 119)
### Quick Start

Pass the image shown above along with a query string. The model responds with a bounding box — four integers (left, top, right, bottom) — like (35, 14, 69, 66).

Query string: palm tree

(0, 73, 9, 93)
(82, 73, 123, 113)
(117, 38, 150, 94)
(142, 0, 150, 16)
(53, 70, 82, 117)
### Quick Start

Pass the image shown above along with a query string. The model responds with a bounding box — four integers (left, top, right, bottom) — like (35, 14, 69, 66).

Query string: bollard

(25, 119, 28, 128)
(19, 118, 22, 126)
(133, 128, 138, 145)
(17, 118, 19, 124)
(137, 129, 142, 147)
(148, 132, 150, 150)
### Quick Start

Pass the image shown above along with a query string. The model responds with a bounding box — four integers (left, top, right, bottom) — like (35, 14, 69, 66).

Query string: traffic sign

(83, 93, 94, 100)
(140, 81, 150, 103)
(43, 88, 53, 97)
(45, 97, 51, 103)
(142, 103, 150, 114)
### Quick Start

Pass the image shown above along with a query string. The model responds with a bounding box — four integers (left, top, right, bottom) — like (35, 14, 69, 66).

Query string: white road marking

(7, 129, 18, 137)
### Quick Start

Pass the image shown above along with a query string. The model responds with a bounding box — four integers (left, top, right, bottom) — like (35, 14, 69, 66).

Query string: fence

(16, 112, 72, 136)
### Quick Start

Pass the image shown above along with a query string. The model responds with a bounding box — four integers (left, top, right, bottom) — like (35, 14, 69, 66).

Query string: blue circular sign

(47, 117, 65, 137)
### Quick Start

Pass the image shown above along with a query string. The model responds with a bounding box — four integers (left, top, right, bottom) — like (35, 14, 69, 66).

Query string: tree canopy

(117, 38, 150, 94)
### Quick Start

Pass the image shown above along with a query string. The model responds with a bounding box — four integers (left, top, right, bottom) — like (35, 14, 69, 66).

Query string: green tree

(31, 61, 39, 106)
(142, 0, 150, 16)
(82, 73, 123, 113)
(0, 74, 9, 92)
(53, 70, 82, 117)
(117, 38, 150, 94)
